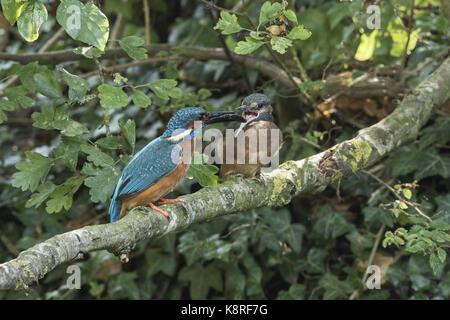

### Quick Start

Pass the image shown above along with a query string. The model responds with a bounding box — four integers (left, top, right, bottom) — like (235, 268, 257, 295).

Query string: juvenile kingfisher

(109, 107, 244, 222)
(220, 93, 283, 182)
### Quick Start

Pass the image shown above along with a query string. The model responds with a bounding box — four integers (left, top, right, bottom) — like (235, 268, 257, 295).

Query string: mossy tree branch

(0, 57, 448, 291)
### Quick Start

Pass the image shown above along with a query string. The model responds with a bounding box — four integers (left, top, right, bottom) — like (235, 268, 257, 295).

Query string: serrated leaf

(1, 0, 26, 25)
(214, 11, 243, 35)
(249, 31, 264, 40)
(26, 181, 56, 209)
(146, 79, 182, 103)
(53, 119, 89, 137)
(82, 163, 119, 203)
(11, 151, 54, 192)
(18, 62, 46, 92)
(45, 176, 84, 214)
(80, 144, 114, 167)
(234, 38, 264, 55)
(53, 135, 87, 170)
(3, 86, 33, 109)
(287, 25, 312, 40)
(437, 247, 447, 263)
(32, 105, 68, 130)
(270, 36, 292, 54)
(429, 253, 440, 274)
(56, 0, 109, 50)
(118, 118, 136, 152)
(119, 36, 148, 60)
(186, 154, 219, 187)
(131, 89, 151, 108)
(96, 136, 122, 150)
(58, 66, 90, 102)
(98, 84, 128, 109)
(17, 0, 48, 42)
(259, 1, 283, 25)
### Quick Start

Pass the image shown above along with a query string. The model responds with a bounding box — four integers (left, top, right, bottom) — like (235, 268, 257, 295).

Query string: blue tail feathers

(109, 197, 121, 223)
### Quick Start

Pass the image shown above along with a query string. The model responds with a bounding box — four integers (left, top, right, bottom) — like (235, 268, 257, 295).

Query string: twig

(143, 0, 151, 45)
(362, 169, 432, 222)
(400, 0, 415, 73)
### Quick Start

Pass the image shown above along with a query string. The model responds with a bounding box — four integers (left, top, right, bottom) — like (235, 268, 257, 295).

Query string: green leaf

(415, 151, 450, 180)
(17, 0, 48, 42)
(96, 136, 122, 150)
(80, 144, 114, 167)
(131, 89, 151, 108)
(26, 181, 56, 209)
(107, 273, 139, 300)
(32, 105, 68, 130)
(284, 9, 298, 24)
(45, 176, 85, 213)
(33, 69, 63, 100)
(437, 248, 447, 263)
(355, 30, 379, 61)
(73, 46, 104, 59)
(226, 265, 246, 299)
(319, 273, 353, 299)
(11, 151, 54, 192)
(277, 284, 305, 300)
(249, 31, 264, 40)
(53, 135, 87, 170)
(1, 0, 26, 25)
(186, 153, 219, 187)
(82, 163, 119, 203)
(234, 37, 264, 55)
(58, 66, 90, 102)
(270, 36, 292, 54)
(118, 118, 136, 152)
(98, 84, 128, 109)
(3, 86, 33, 109)
(52, 119, 89, 137)
(402, 189, 412, 200)
(429, 253, 440, 274)
(56, 0, 109, 50)
(287, 25, 312, 40)
(146, 79, 182, 103)
(179, 264, 222, 299)
(18, 62, 46, 92)
(214, 11, 243, 35)
(0, 110, 7, 124)
(419, 116, 450, 149)
(119, 36, 148, 60)
(259, 1, 283, 25)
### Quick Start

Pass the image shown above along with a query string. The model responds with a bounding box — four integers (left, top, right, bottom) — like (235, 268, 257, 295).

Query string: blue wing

(114, 137, 181, 201)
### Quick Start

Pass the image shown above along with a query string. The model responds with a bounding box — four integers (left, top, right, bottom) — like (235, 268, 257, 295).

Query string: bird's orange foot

(157, 198, 183, 205)
(148, 202, 170, 220)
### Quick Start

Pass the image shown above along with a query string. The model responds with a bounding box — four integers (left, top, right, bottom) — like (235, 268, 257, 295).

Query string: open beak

(202, 111, 245, 125)
(234, 105, 260, 137)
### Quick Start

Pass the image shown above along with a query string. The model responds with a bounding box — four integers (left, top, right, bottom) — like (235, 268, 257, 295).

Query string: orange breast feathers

(119, 138, 194, 219)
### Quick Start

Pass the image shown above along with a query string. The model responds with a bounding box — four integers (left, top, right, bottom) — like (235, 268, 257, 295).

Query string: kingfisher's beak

(238, 105, 249, 111)
(202, 111, 245, 124)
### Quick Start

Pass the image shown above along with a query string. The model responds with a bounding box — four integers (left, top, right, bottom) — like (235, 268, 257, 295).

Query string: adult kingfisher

(220, 93, 283, 183)
(109, 107, 244, 222)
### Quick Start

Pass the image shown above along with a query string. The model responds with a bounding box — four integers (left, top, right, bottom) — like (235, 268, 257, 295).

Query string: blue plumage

(108, 107, 244, 222)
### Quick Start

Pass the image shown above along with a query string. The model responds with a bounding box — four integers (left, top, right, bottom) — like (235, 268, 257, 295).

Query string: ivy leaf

(179, 264, 223, 299)
(214, 11, 243, 35)
(419, 116, 450, 150)
(287, 25, 312, 40)
(58, 66, 91, 102)
(119, 36, 148, 60)
(415, 151, 450, 180)
(82, 163, 119, 203)
(259, 1, 283, 25)
(26, 181, 56, 209)
(131, 89, 151, 108)
(234, 37, 264, 55)
(11, 151, 54, 192)
(277, 284, 306, 300)
(118, 119, 136, 152)
(1, 0, 26, 25)
(146, 79, 182, 103)
(98, 84, 128, 109)
(17, 0, 48, 42)
(56, 0, 109, 51)
(45, 176, 85, 213)
(270, 36, 292, 54)
(33, 69, 63, 100)
(284, 9, 298, 24)
(80, 144, 114, 167)
(319, 273, 353, 299)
